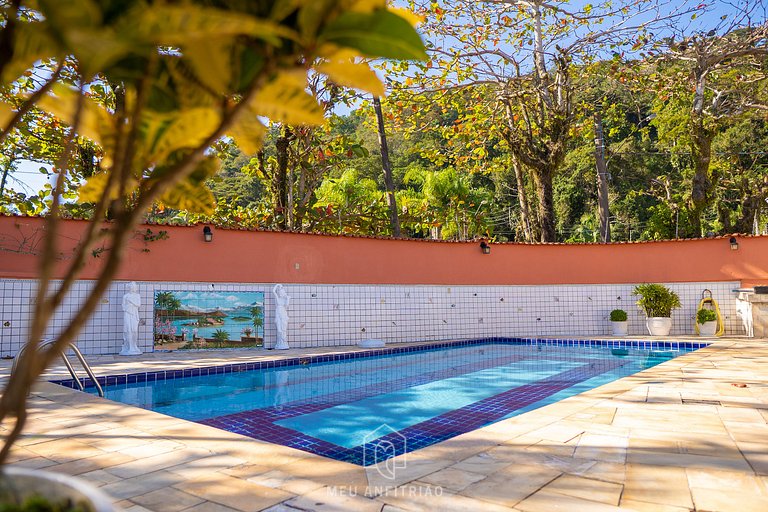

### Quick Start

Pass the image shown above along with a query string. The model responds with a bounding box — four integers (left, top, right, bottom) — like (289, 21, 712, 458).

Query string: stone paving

(2, 337, 768, 512)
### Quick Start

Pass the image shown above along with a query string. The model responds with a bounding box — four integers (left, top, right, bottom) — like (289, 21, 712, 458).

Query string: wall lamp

(480, 241, 491, 255)
(730, 236, 739, 251)
(203, 226, 213, 243)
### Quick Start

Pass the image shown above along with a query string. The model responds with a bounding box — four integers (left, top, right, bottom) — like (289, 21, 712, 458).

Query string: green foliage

(141, 229, 169, 243)
(0, 494, 86, 512)
(697, 308, 717, 324)
(313, 169, 390, 234)
(633, 283, 681, 318)
(320, 10, 428, 60)
(4, 0, 766, 245)
(610, 309, 627, 322)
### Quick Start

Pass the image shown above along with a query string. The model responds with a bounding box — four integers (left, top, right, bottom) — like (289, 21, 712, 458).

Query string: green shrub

(697, 308, 717, 324)
(0, 495, 86, 512)
(633, 283, 681, 317)
(610, 309, 628, 322)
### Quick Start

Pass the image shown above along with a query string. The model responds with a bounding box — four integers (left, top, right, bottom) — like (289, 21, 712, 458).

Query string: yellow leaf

(183, 39, 233, 94)
(298, 0, 336, 38)
(228, 112, 267, 155)
(126, 5, 296, 46)
(142, 108, 221, 164)
(388, 7, 424, 27)
(77, 171, 137, 203)
(316, 52, 384, 96)
(160, 181, 216, 215)
(1, 23, 59, 83)
(163, 60, 218, 110)
(78, 172, 109, 203)
(160, 180, 216, 214)
(38, 0, 102, 30)
(64, 28, 134, 78)
(158, 157, 219, 214)
(347, 0, 386, 13)
(249, 71, 324, 125)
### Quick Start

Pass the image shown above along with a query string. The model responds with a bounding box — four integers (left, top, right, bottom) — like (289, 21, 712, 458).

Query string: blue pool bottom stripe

(200, 357, 629, 465)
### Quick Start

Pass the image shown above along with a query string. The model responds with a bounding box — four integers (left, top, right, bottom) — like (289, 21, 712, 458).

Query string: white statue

(120, 282, 142, 355)
(273, 284, 291, 350)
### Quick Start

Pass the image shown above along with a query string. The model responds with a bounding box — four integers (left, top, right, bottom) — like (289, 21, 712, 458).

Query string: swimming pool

(54, 338, 704, 466)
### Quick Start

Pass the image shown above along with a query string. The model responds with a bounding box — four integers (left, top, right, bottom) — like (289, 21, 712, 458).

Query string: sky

(8, 160, 50, 197)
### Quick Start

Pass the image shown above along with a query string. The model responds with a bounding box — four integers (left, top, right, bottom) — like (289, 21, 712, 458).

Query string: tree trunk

(511, 157, 533, 242)
(735, 195, 760, 234)
(718, 200, 734, 233)
(275, 126, 291, 230)
(532, 167, 556, 242)
(0, 161, 11, 198)
(373, 96, 401, 237)
(688, 110, 715, 237)
(594, 111, 611, 242)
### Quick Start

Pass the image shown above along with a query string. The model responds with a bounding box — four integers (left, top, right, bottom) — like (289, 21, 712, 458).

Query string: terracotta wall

(1, 216, 767, 286)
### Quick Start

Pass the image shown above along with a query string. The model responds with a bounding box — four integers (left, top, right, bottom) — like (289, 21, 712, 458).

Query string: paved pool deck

(2, 336, 768, 512)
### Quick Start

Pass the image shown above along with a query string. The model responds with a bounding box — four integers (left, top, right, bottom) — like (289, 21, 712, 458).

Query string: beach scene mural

(153, 290, 264, 350)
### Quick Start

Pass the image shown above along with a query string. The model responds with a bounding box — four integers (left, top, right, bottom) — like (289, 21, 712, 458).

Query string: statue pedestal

(736, 291, 768, 338)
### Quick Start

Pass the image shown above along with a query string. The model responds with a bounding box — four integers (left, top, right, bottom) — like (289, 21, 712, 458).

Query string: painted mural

(153, 290, 264, 350)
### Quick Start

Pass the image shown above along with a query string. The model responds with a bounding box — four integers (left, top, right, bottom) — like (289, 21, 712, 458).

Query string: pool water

(72, 340, 698, 465)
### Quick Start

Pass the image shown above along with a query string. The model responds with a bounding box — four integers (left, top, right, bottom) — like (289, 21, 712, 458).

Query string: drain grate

(682, 398, 722, 406)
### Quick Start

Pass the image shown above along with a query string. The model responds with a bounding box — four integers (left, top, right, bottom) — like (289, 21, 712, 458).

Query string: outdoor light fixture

(480, 241, 491, 254)
(203, 226, 213, 242)
(730, 237, 739, 250)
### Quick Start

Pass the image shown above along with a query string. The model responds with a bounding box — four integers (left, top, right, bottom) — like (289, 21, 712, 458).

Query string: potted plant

(697, 308, 718, 336)
(633, 283, 681, 336)
(0, 467, 115, 512)
(241, 327, 256, 342)
(609, 309, 628, 336)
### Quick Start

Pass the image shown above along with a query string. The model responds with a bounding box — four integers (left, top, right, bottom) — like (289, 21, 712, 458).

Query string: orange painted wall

(1, 216, 767, 286)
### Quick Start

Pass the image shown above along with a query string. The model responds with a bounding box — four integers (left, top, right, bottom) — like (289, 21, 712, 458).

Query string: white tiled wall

(0, 279, 744, 356)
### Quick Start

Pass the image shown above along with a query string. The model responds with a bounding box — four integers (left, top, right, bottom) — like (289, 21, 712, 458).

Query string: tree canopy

(2, 0, 767, 244)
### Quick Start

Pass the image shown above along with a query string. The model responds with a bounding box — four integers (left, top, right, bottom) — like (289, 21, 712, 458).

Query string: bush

(610, 309, 628, 322)
(697, 308, 717, 324)
(633, 283, 681, 317)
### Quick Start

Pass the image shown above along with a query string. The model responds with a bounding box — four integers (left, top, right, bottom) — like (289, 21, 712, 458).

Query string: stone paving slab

(1, 337, 767, 511)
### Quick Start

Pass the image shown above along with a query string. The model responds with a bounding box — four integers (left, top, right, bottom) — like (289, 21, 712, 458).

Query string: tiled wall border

(51, 336, 709, 390)
(0, 278, 742, 357)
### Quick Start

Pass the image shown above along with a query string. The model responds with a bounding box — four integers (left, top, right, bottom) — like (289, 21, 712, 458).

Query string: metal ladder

(13, 339, 104, 397)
